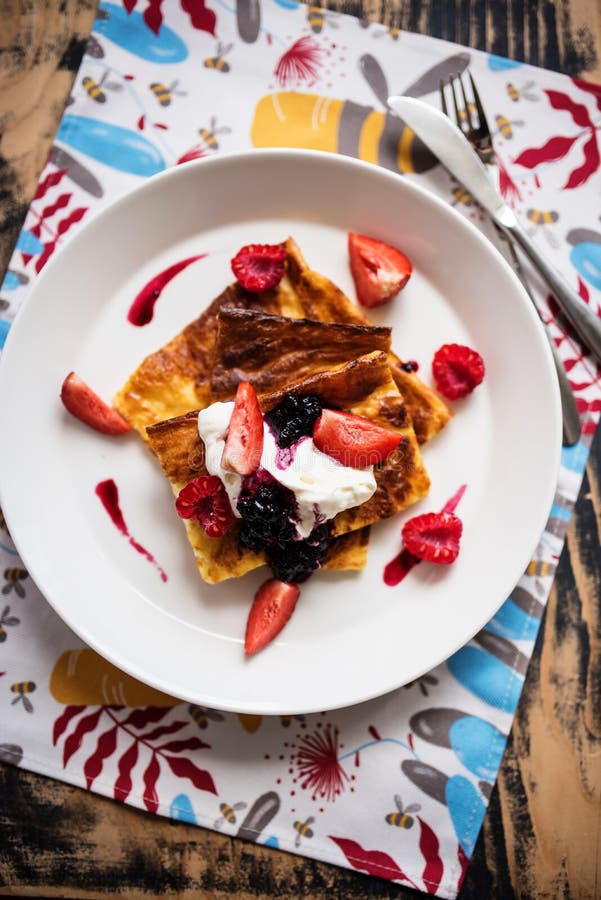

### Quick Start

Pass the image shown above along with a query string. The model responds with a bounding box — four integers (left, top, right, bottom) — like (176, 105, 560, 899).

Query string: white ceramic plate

(0, 150, 561, 714)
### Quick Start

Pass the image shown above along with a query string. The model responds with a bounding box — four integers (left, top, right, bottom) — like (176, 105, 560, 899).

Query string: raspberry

(175, 475, 234, 538)
(230, 243, 287, 293)
(431, 343, 485, 400)
(265, 393, 322, 448)
(401, 511, 463, 564)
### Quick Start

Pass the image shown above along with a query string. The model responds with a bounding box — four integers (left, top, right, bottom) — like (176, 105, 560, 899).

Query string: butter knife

(387, 95, 601, 367)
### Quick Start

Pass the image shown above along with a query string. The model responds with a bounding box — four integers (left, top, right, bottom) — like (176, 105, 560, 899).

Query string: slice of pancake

(211, 308, 391, 400)
(113, 238, 450, 444)
(146, 351, 430, 584)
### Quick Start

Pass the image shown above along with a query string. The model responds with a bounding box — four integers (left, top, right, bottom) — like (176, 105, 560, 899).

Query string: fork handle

(501, 219, 601, 365)
(493, 225, 581, 446)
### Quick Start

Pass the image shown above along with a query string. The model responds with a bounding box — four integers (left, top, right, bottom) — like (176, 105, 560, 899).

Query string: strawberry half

(60, 372, 131, 435)
(175, 475, 234, 538)
(231, 243, 287, 293)
(221, 381, 264, 475)
(245, 578, 300, 656)
(401, 511, 463, 564)
(432, 343, 485, 400)
(313, 408, 402, 467)
(348, 232, 412, 308)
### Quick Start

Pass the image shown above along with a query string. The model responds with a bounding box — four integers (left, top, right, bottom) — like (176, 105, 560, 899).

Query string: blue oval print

(95, 2, 188, 62)
(57, 115, 165, 176)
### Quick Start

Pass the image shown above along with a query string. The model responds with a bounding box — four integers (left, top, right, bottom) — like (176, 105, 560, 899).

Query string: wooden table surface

(0, 2, 600, 898)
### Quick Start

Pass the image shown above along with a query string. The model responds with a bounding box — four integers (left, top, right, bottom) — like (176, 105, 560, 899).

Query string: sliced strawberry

(401, 511, 463, 564)
(348, 232, 412, 308)
(313, 408, 402, 467)
(432, 343, 485, 400)
(231, 243, 287, 293)
(221, 381, 264, 475)
(175, 475, 234, 538)
(244, 578, 300, 656)
(60, 372, 131, 435)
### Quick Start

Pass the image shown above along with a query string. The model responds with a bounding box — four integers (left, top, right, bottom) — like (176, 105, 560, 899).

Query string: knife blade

(387, 94, 601, 366)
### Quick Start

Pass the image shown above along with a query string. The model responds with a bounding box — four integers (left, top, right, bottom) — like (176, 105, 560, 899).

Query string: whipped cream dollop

(197, 400, 377, 537)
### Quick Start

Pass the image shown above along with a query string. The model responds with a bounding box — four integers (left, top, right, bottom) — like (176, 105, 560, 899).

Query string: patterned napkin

(1, 2, 600, 897)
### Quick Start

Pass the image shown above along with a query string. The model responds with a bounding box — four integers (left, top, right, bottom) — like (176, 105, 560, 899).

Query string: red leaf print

(84, 725, 118, 789)
(514, 135, 578, 169)
(56, 207, 87, 237)
(40, 193, 71, 220)
(274, 37, 322, 87)
(157, 737, 211, 753)
(544, 89, 593, 128)
(35, 240, 57, 273)
(21, 253, 32, 267)
(30, 222, 42, 239)
(143, 0, 164, 35)
(417, 817, 443, 895)
(457, 844, 469, 891)
(53, 705, 85, 745)
(180, 0, 217, 36)
(329, 837, 418, 886)
(138, 114, 146, 130)
(571, 76, 601, 112)
(163, 755, 217, 794)
(63, 708, 103, 767)
(139, 721, 188, 742)
(563, 133, 600, 190)
(153, 122, 168, 130)
(34, 169, 66, 202)
(142, 752, 161, 812)
(498, 159, 522, 204)
(114, 742, 139, 802)
(124, 0, 138, 11)
(122, 707, 171, 730)
(577, 278, 590, 303)
(563, 358, 581, 373)
(177, 145, 208, 164)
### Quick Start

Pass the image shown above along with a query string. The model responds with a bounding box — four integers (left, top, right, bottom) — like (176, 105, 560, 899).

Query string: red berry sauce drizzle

(127, 254, 207, 326)
(383, 483, 467, 586)
(95, 479, 168, 582)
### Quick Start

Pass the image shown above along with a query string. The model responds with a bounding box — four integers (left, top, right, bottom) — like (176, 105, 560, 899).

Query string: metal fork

(440, 72, 581, 446)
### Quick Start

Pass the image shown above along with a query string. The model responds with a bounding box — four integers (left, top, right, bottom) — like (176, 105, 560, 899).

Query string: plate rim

(0, 148, 562, 714)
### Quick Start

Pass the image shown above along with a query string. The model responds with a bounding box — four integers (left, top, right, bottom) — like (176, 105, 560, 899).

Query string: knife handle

(493, 225, 581, 446)
(503, 219, 601, 365)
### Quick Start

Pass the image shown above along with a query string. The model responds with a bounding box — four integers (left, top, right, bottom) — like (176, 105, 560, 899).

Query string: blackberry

(268, 523, 331, 583)
(265, 393, 322, 448)
(237, 473, 298, 552)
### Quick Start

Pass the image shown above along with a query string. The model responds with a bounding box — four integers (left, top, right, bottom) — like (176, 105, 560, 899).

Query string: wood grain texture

(0, 1, 600, 898)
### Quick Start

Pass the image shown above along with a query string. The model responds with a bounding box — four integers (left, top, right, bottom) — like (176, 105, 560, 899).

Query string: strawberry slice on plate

(60, 372, 131, 435)
(313, 408, 402, 467)
(348, 232, 412, 308)
(245, 579, 301, 656)
(231, 243, 287, 293)
(221, 381, 264, 475)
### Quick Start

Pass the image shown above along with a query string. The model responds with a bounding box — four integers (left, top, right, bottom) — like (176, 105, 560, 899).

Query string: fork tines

(440, 71, 493, 160)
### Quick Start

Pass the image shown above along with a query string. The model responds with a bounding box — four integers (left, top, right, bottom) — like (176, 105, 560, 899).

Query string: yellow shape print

(50, 649, 181, 707)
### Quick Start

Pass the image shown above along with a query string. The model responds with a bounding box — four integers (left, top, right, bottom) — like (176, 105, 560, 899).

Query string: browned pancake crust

(113, 238, 450, 443)
(146, 353, 429, 583)
(211, 308, 391, 400)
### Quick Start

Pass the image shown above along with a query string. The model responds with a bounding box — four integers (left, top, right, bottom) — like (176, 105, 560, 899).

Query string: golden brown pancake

(145, 352, 429, 584)
(113, 238, 450, 443)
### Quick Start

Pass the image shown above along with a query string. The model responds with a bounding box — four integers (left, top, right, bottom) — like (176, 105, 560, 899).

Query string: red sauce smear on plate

(383, 483, 467, 586)
(127, 254, 207, 326)
(95, 479, 168, 582)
